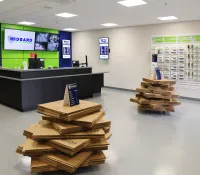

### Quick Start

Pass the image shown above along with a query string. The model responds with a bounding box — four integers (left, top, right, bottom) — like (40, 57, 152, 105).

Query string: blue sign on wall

(99, 37, 109, 59)
(62, 40, 71, 59)
(59, 31, 72, 67)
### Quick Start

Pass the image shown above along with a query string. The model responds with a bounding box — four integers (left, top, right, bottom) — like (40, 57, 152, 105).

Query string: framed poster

(62, 40, 71, 59)
(99, 37, 109, 59)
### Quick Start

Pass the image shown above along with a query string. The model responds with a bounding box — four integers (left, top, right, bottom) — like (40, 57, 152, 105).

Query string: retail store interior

(1, 0, 200, 175)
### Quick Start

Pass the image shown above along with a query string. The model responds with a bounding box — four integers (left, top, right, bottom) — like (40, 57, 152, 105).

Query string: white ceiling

(0, 0, 200, 31)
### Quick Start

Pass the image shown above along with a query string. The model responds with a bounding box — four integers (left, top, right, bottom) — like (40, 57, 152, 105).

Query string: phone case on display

(163, 63, 170, 71)
(188, 62, 192, 68)
(178, 49, 185, 54)
(178, 64, 185, 71)
(179, 72, 185, 76)
(178, 73, 185, 80)
(157, 56, 163, 63)
(157, 63, 163, 70)
(163, 71, 170, 79)
(171, 48, 177, 54)
(164, 50, 170, 54)
(158, 49, 163, 54)
(193, 68, 198, 71)
(171, 63, 177, 71)
(171, 55, 177, 62)
(163, 56, 170, 62)
(193, 58, 198, 63)
(193, 63, 198, 68)
(171, 72, 178, 80)
(163, 72, 170, 79)
(178, 58, 185, 62)
(163, 75, 170, 79)
(157, 54, 163, 57)
(190, 71, 193, 78)
(152, 54, 158, 62)
(186, 71, 189, 77)
(178, 55, 185, 62)
(193, 73, 198, 80)
(164, 47, 170, 50)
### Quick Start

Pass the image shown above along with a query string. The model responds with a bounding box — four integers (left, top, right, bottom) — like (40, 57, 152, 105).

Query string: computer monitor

(36, 58, 45, 69)
(28, 58, 45, 69)
(28, 58, 36, 69)
(73, 60, 80, 67)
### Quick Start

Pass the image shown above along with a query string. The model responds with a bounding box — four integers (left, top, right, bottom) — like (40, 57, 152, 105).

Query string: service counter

(0, 67, 105, 111)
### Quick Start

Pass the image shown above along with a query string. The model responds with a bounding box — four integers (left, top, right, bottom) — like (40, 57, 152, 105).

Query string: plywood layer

(131, 78, 181, 112)
(16, 100, 112, 173)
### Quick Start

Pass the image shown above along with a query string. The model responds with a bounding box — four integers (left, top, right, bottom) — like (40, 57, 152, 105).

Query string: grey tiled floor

(0, 88, 200, 175)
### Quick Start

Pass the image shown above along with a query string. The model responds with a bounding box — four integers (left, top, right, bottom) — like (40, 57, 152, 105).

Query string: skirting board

(103, 86, 200, 102)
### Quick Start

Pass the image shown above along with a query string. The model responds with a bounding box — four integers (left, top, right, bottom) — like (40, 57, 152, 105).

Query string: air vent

(44, 0, 76, 5)
(44, 5, 53, 9)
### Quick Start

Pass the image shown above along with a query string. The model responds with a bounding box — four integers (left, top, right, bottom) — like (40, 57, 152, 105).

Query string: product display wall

(1, 23, 59, 69)
(151, 35, 200, 88)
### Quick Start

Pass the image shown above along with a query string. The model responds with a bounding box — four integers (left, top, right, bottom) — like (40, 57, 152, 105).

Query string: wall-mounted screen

(99, 37, 109, 59)
(35, 32, 49, 43)
(35, 42, 47, 51)
(47, 34, 59, 51)
(4, 29, 35, 50)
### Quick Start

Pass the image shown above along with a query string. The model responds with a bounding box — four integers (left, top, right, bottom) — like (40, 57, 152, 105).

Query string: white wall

(72, 20, 200, 98)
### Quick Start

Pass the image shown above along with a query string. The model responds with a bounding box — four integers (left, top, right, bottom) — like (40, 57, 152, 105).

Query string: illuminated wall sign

(4, 29, 35, 50)
(62, 40, 71, 59)
(99, 37, 109, 59)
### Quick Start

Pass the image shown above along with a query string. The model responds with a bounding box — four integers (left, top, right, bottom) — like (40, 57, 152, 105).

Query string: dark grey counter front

(0, 68, 105, 111)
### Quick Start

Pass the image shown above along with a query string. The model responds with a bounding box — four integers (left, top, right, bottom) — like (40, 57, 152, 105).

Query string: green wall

(1, 23, 59, 69)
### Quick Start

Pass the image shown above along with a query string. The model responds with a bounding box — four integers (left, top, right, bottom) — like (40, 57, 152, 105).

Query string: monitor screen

(47, 34, 59, 51)
(4, 29, 35, 50)
(35, 32, 49, 43)
(35, 43, 47, 51)
(99, 37, 109, 59)
(36, 58, 45, 69)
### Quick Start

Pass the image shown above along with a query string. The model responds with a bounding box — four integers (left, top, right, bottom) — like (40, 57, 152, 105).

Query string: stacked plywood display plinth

(16, 100, 112, 173)
(130, 78, 181, 112)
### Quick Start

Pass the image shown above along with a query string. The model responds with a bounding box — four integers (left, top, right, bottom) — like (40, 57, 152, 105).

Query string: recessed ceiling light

(0, 0, 4, 2)
(118, 0, 147, 7)
(56, 13, 77, 18)
(101, 23, 118, 27)
(63, 28, 77, 31)
(158, 16, 178, 21)
(18, 21, 35, 25)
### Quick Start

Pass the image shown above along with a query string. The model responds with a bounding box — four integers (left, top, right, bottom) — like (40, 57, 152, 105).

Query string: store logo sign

(99, 38, 109, 44)
(63, 40, 70, 45)
(8, 36, 33, 44)
(100, 39, 107, 43)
